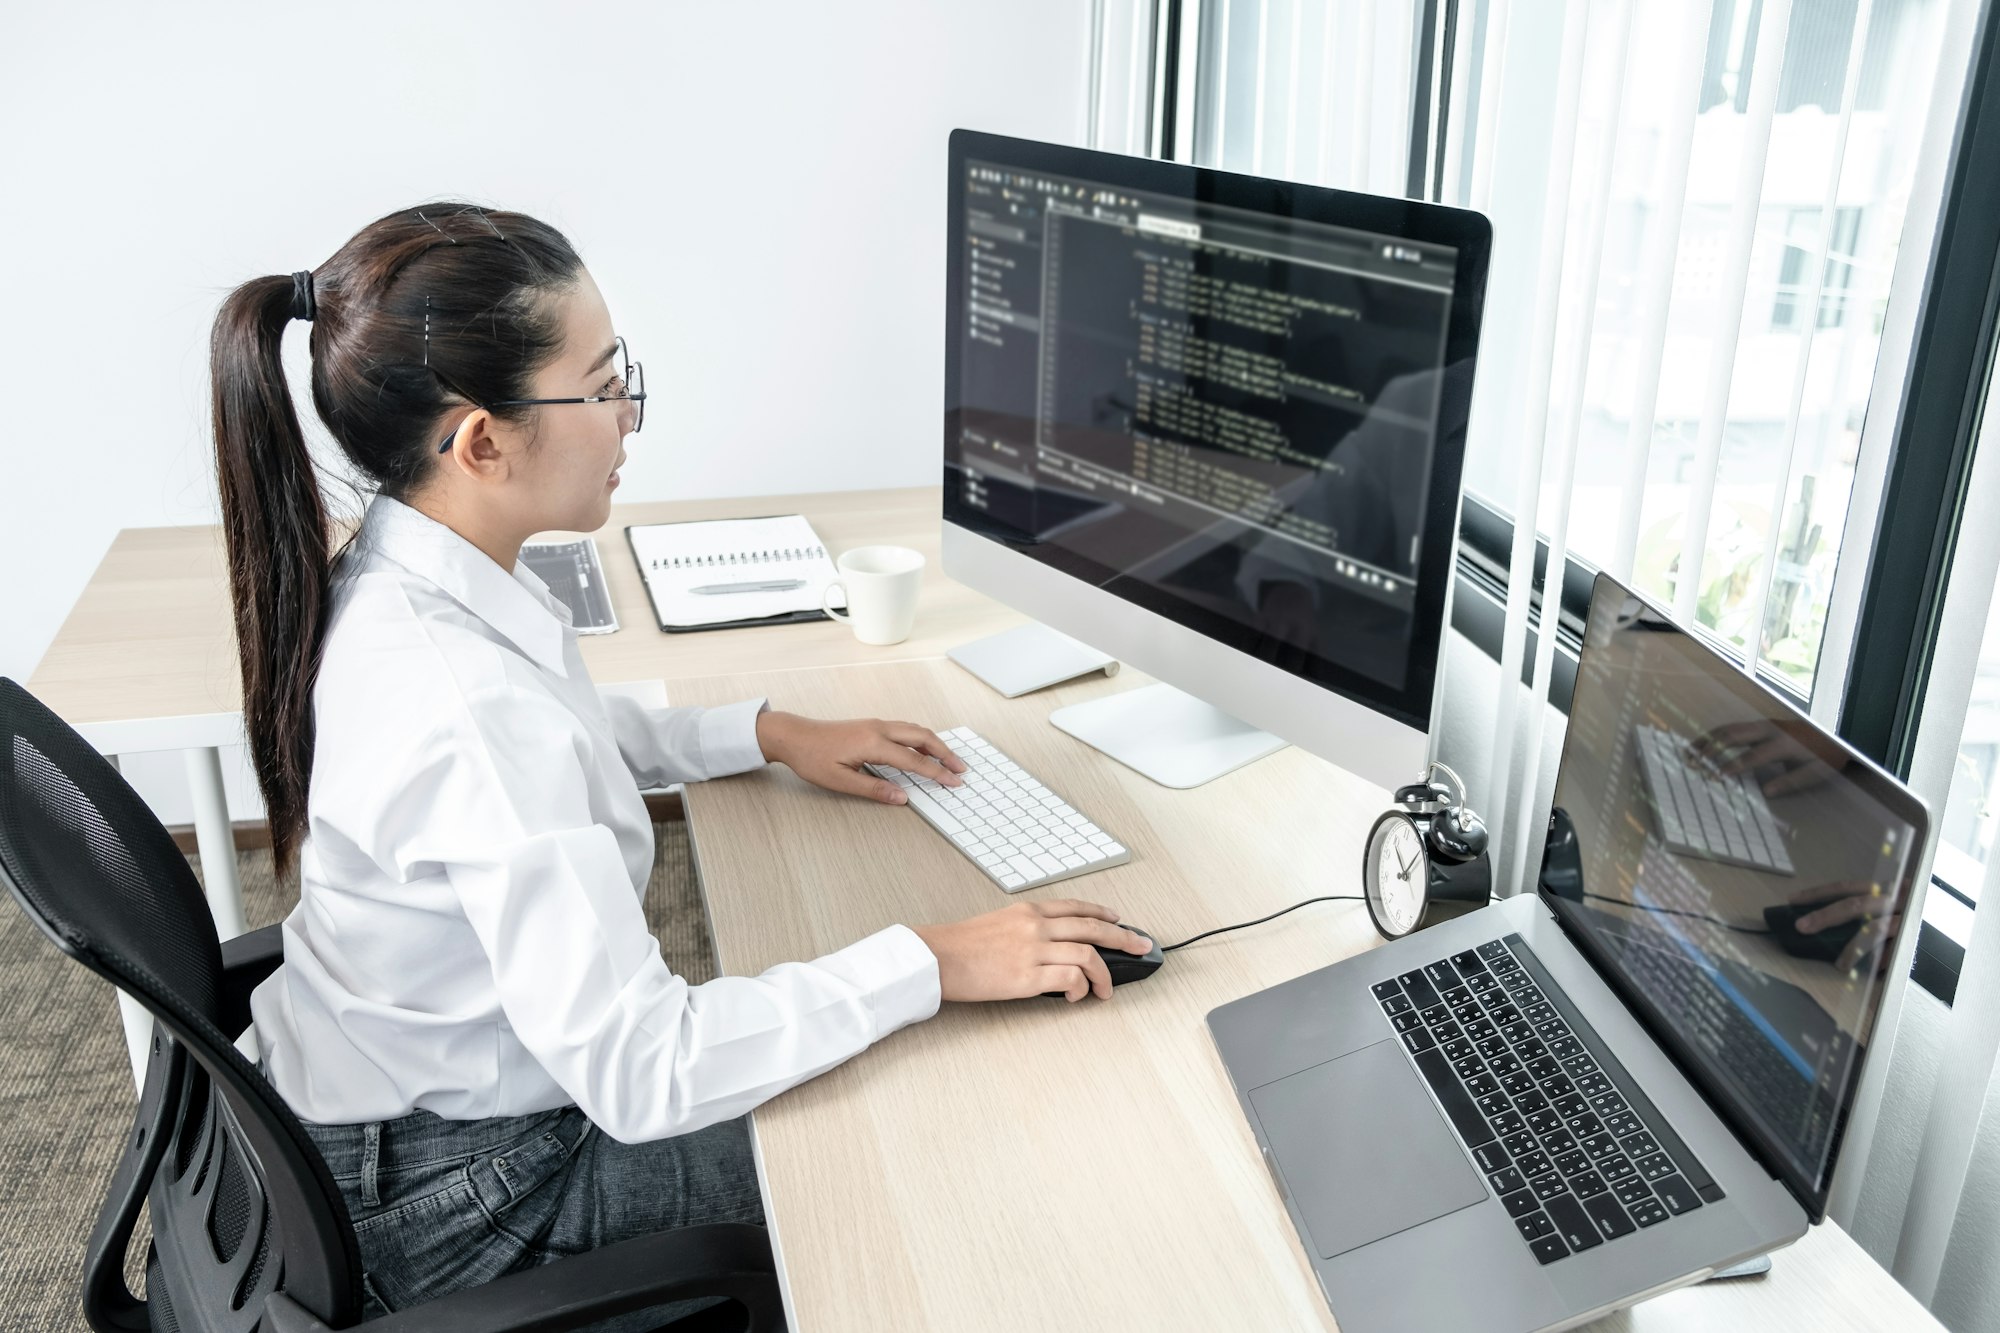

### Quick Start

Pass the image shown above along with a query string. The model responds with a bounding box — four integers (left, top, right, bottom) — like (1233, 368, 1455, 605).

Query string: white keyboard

(865, 726, 1131, 892)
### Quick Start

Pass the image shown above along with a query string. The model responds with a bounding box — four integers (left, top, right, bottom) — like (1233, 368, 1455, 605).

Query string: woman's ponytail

(208, 204, 583, 876)
(211, 273, 330, 877)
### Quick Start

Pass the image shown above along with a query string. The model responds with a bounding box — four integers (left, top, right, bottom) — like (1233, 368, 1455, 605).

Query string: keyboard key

(1548, 1036, 1583, 1061)
(1503, 1129, 1538, 1158)
(1545, 1195, 1604, 1252)
(1488, 1167, 1527, 1197)
(1468, 972, 1499, 994)
(1441, 986, 1473, 1008)
(1451, 1054, 1484, 1080)
(1476, 1036, 1510, 1060)
(1420, 1003, 1450, 1027)
(1589, 1090, 1627, 1117)
(1530, 1173, 1569, 1203)
(1582, 1133, 1620, 1161)
(1567, 1112, 1604, 1140)
(1443, 1039, 1475, 1061)
(1424, 960, 1459, 990)
(1555, 1149, 1590, 1177)
(1515, 1151, 1552, 1180)
(1655, 1175, 1702, 1215)
(1527, 1109, 1564, 1137)
(1515, 1038, 1548, 1062)
(1492, 1110, 1526, 1137)
(1475, 1091, 1511, 1119)
(1605, 1111, 1643, 1139)
(1599, 1154, 1637, 1182)
(1613, 1177, 1654, 1208)
(1561, 1053, 1598, 1077)
(1530, 1233, 1571, 1265)
(1528, 1056, 1563, 1081)
(1635, 1153, 1677, 1183)
(1501, 1069, 1536, 1096)
(1402, 1030, 1436, 1054)
(1489, 1053, 1524, 1077)
(1433, 1020, 1464, 1042)
(1452, 949, 1487, 975)
(1411, 1048, 1497, 1153)
(1398, 971, 1442, 1009)
(1466, 1072, 1500, 1098)
(1477, 940, 1510, 961)
(1584, 1193, 1636, 1240)
(1554, 1093, 1590, 1120)
(1473, 1142, 1511, 1173)
(1392, 1012, 1423, 1033)
(1542, 1073, 1575, 1098)
(1619, 1131, 1660, 1159)
(1538, 1127, 1577, 1156)
(1571, 1171, 1608, 1199)
(1574, 1070, 1612, 1098)
(1501, 1187, 1540, 1219)
(1516, 1210, 1555, 1241)
(1629, 1196, 1670, 1227)
(1514, 1090, 1550, 1116)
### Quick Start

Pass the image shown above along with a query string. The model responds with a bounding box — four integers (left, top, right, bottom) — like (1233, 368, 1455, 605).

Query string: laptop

(1209, 572, 1929, 1332)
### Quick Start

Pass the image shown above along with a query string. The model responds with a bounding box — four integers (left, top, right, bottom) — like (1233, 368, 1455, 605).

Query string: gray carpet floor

(0, 821, 713, 1331)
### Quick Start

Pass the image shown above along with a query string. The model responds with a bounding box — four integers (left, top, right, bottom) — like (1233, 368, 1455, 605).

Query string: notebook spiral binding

(662, 545, 827, 570)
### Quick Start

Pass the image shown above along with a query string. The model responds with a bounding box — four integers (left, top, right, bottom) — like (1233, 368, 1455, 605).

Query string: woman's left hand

(755, 711, 967, 804)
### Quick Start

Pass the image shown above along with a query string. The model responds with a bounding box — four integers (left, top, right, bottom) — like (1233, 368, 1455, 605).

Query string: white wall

(0, 0, 1092, 822)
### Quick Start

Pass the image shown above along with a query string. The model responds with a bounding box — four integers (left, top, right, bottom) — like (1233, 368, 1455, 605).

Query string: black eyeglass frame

(436, 337, 646, 452)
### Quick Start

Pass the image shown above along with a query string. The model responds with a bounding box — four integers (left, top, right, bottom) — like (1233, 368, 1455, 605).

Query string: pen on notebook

(688, 578, 807, 596)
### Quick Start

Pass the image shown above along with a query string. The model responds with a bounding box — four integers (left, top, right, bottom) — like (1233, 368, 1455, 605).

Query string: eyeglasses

(437, 336, 647, 453)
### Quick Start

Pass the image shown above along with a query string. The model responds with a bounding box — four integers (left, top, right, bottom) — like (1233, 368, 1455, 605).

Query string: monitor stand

(1049, 682, 1286, 788)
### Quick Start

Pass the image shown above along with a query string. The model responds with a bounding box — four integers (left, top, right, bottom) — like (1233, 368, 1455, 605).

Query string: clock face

(1366, 813, 1429, 937)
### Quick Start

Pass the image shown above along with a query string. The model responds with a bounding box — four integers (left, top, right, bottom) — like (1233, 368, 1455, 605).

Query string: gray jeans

(297, 1103, 766, 1330)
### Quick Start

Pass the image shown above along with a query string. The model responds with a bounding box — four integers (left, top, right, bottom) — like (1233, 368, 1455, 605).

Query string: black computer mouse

(1762, 903, 1862, 963)
(1042, 925, 1164, 996)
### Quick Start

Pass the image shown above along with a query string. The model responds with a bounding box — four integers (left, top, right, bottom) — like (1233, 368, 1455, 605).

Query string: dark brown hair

(210, 204, 585, 873)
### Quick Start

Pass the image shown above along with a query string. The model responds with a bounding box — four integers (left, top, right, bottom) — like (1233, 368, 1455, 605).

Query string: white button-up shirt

(250, 495, 941, 1142)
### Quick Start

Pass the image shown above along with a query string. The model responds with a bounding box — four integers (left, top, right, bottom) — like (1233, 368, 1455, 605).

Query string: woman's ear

(439, 409, 515, 480)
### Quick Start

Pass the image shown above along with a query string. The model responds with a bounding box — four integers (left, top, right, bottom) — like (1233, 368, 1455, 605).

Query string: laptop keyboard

(1373, 934, 1724, 1265)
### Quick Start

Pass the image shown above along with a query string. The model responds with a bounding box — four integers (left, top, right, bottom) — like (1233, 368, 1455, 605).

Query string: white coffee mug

(822, 545, 925, 645)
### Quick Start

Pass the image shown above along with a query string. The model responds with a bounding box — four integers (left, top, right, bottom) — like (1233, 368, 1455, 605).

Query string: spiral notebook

(624, 514, 842, 633)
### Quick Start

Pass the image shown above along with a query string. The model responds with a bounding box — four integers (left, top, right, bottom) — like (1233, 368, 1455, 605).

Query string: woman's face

(488, 269, 636, 538)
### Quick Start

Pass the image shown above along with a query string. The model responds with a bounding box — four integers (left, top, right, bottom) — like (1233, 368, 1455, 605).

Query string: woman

(214, 202, 1150, 1322)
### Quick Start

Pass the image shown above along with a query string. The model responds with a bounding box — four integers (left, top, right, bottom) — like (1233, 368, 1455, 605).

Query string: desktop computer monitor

(941, 129, 1493, 789)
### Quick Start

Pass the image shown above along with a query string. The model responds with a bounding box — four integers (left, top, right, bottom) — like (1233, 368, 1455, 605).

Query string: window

(1150, 0, 1952, 700)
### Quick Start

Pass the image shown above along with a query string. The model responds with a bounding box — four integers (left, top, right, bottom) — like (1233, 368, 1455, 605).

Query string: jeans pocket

(464, 1109, 592, 1247)
(352, 1175, 530, 1314)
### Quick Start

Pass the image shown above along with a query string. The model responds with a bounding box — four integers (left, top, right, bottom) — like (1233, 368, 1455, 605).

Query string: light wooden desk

(673, 657, 1938, 1332)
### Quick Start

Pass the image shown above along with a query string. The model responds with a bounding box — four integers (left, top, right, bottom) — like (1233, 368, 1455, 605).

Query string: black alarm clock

(1363, 761, 1493, 939)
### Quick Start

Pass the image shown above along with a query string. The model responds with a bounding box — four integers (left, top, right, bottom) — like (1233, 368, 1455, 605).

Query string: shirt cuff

(697, 697, 771, 779)
(812, 923, 943, 1039)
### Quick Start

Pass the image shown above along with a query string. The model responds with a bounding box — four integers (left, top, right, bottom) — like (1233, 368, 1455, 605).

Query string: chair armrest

(217, 922, 284, 1039)
(260, 1222, 781, 1333)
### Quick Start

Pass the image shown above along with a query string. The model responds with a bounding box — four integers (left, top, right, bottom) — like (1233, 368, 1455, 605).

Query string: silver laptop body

(1210, 574, 1930, 1333)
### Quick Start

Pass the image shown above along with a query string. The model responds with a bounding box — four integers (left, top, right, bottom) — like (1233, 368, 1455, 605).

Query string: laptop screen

(1538, 574, 1928, 1214)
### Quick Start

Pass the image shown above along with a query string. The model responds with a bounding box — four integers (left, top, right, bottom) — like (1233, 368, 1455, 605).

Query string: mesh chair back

(0, 679, 362, 1331)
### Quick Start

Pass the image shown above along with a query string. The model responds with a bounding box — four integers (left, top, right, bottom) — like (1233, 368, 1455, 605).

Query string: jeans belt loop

(361, 1121, 383, 1208)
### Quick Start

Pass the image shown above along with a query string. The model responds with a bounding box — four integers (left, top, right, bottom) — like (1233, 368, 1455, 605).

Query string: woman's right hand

(911, 899, 1155, 1003)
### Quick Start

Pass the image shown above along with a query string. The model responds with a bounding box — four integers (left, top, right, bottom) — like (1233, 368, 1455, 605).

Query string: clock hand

(1395, 843, 1415, 878)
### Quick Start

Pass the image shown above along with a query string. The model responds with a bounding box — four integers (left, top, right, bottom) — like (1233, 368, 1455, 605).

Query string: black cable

(1581, 891, 1770, 936)
(1162, 895, 1366, 952)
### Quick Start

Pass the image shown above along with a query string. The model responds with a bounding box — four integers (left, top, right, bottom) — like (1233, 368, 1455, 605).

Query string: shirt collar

(355, 495, 574, 677)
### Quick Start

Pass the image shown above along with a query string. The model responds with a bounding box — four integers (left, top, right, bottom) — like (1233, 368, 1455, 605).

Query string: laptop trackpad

(1249, 1039, 1487, 1259)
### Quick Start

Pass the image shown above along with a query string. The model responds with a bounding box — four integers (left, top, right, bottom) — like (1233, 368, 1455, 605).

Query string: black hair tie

(290, 270, 316, 323)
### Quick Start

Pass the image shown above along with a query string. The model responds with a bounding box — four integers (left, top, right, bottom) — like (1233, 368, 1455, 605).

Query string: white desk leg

(183, 746, 247, 941)
(116, 991, 154, 1090)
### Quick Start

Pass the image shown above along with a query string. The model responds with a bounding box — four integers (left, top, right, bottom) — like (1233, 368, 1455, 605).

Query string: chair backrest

(0, 679, 363, 1332)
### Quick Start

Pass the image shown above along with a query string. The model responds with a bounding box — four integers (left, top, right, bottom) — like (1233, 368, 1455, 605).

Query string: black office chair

(0, 678, 784, 1333)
